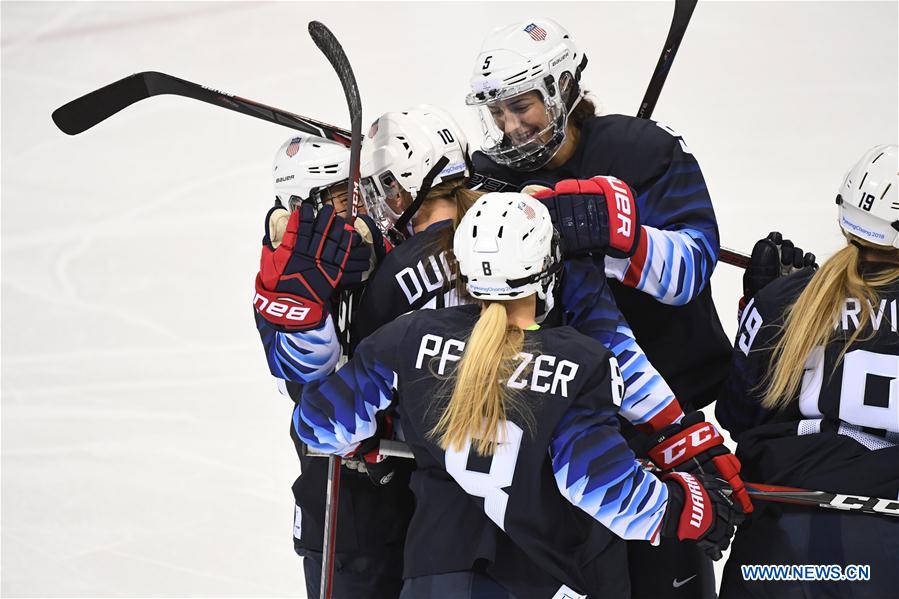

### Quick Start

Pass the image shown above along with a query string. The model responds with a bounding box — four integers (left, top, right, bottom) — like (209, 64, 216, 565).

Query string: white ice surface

(2, 1, 897, 597)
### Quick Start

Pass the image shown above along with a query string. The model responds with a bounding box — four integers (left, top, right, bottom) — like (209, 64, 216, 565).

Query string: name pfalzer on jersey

(416, 333, 580, 397)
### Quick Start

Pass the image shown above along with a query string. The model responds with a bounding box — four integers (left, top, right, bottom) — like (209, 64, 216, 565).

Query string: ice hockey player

(716, 144, 899, 598)
(465, 18, 747, 596)
(295, 192, 745, 598)
(354, 106, 752, 550)
(254, 133, 403, 599)
(260, 107, 746, 597)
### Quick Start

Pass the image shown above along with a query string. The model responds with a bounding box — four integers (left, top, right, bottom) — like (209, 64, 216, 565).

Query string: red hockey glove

(660, 472, 744, 561)
(532, 176, 641, 259)
(254, 201, 370, 331)
(644, 411, 754, 513)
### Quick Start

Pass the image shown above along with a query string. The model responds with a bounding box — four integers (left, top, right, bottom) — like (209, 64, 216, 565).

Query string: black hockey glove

(344, 214, 393, 286)
(743, 231, 817, 301)
(644, 411, 753, 514)
(254, 201, 370, 331)
(660, 472, 744, 561)
(532, 177, 641, 259)
(352, 412, 402, 487)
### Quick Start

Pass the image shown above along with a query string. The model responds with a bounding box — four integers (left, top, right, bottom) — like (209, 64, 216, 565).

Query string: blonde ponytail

(430, 302, 530, 455)
(763, 237, 899, 410)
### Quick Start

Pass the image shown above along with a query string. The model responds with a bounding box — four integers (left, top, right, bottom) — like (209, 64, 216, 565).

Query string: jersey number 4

(445, 421, 524, 531)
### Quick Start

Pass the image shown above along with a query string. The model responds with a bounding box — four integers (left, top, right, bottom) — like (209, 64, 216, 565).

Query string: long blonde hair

(430, 301, 531, 455)
(763, 235, 899, 410)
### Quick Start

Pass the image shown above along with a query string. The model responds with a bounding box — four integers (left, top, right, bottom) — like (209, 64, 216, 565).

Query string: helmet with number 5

(454, 192, 562, 300)
(837, 144, 899, 248)
(360, 105, 471, 236)
(466, 18, 588, 171)
(272, 134, 350, 212)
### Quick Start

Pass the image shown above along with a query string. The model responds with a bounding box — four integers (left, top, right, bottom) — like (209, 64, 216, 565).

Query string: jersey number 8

(445, 421, 524, 531)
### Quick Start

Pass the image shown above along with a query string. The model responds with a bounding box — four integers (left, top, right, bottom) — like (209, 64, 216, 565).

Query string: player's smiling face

(322, 180, 366, 218)
(487, 91, 551, 145)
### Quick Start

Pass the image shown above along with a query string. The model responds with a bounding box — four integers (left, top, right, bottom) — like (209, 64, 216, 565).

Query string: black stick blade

(52, 73, 150, 135)
(308, 21, 362, 119)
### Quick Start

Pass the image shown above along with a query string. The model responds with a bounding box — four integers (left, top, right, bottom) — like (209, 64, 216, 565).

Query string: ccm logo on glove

(650, 422, 722, 469)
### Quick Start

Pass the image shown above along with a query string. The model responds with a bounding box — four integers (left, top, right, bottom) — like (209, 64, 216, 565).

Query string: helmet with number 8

(360, 105, 471, 235)
(466, 18, 588, 171)
(272, 134, 350, 212)
(837, 144, 899, 248)
(454, 192, 562, 300)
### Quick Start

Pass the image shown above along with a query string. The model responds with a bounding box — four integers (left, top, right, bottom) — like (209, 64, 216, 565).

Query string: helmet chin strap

(391, 156, 451, 240)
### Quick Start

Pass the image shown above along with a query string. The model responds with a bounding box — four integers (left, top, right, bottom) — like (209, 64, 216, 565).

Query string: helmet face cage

(360, 170, 408, 234)
(467, 19, 585, 172)
(287, 178, 351, 213)
(469, 81, 567, 172)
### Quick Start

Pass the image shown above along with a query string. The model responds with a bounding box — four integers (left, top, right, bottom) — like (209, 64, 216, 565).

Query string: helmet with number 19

(837, 144, 899, 248)
(466, 18, 588, 171)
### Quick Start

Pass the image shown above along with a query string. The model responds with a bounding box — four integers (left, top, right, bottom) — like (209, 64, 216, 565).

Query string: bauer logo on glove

(531, 176, 641, 259)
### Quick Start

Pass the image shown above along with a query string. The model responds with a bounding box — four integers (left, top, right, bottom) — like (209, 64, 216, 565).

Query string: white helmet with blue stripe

(837, 144, 899, 248)
(360, 105, 470, 235)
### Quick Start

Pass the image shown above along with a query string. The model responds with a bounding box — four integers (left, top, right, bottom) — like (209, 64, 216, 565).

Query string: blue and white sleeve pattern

(561, 260, 683, 431)
(605, 124, 719, 306)
(255, 312, 341, 383)
(293, 327, 398, 456)
(550, 399, 668, 542)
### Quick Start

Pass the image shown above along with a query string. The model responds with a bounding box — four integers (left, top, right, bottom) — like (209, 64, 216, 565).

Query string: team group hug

(251, 18, 899, 599)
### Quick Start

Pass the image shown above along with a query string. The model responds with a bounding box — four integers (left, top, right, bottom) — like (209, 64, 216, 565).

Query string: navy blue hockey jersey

(717, 265, 899, 498)
(473, 114, 732, 410)
(296, 304, 668, 596)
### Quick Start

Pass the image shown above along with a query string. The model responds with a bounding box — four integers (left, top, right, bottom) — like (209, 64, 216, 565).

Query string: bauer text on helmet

(272, 133, 359, 216)
(466, 18, 588, 171)
(360, 105, 470, 234)
(836, 144, 899, 249)
(454, 192, 562, 300)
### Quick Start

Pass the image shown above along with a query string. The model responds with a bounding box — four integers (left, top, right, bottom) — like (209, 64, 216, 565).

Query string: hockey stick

(308, 20, 363, 599)
(635, 0, 751, 270)
(637, 0, 698, 120)
(743, 483, 899, 518)
(307, 442, 899, 518)
(51, 71, 353, 146)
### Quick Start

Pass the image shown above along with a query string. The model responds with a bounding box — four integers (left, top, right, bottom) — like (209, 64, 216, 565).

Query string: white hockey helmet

(360, 105, 471, 236)
(454, 192, 562, 300)
(466, 18, 588, 171)
(272, 134, 350, 211)
(836, 144, 899, 248)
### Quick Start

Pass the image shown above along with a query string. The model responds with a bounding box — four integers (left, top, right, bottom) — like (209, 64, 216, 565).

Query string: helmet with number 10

(360, 105, 470, 236)
(836, 144, 899, 248)
(466, 18, 588, 171)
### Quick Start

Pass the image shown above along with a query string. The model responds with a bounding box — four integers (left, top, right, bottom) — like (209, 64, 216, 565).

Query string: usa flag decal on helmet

(524, 23, 547, 41)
